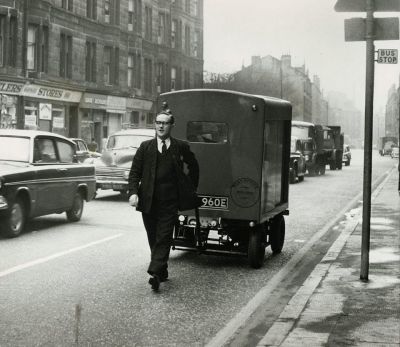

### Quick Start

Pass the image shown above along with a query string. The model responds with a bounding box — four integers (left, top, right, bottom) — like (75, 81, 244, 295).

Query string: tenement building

(0, 0, 203, 148)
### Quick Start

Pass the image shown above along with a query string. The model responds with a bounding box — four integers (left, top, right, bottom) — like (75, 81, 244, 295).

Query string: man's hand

(128, 194, 139, 207)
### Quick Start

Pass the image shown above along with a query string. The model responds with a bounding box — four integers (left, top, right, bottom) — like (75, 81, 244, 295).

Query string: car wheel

(248, 226, 265, 269)
(319, 165, 326, 175)
(66, 192, 84, 222)
(345, 159, 351, 166)
(298, 175, 304, 182)
(1, 198, 26, 238)
(270, 215, 285, 254)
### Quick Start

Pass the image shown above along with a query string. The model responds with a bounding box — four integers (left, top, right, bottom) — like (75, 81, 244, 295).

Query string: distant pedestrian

(128, 110, 200, 291)
(88, 137, 98, 152)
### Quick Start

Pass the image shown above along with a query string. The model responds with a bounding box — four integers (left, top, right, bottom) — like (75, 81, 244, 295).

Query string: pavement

(256, 166, 400, 347)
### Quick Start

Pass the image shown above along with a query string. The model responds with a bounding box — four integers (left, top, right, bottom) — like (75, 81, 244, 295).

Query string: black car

(0, 130, 96, 238)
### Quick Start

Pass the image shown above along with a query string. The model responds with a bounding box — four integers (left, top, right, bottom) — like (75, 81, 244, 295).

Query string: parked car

(391, 146, 399, 159)
(92, 128, 155, 195)
(0, 130, 96, 238)
(342, 144, 351, 166)
(289, 136, 306, 183)
(70, 138, 101, 163)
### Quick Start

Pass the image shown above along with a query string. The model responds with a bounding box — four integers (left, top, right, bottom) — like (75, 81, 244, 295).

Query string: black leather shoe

(159, 270, 168, 282)
(148, 275, 160, 291)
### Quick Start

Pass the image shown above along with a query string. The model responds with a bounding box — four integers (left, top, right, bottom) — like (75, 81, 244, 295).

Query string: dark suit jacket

(128, 137, 200, 213)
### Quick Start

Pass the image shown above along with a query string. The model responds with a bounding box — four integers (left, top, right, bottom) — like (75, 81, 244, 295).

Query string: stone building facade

(204, 54, 322, 123)
(0, 0, 203, 149)
(384, 83, 399, 140)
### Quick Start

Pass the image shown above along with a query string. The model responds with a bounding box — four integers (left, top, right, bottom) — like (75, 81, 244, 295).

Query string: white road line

(205, 168, 394, 347)
(0, 234, 123, 279)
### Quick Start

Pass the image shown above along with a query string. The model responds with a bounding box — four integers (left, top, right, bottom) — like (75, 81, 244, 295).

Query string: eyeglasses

(155, 121, 172, 126)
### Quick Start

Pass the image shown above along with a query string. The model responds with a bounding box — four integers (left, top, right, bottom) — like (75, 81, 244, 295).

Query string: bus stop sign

(377, 49, 398, 63)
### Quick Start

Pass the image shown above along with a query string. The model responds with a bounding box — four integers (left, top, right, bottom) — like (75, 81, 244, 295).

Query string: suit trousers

(142, 199, 178, 277)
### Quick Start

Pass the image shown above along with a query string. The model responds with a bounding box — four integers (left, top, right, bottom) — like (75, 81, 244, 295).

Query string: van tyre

(248, 226, 265, 269)
(1, 198, 26, 238)
(345, 159, 350, 166)
(66, 192, 84, 222)
(270, 215, 285, 254)
(289, 167, 297, 184)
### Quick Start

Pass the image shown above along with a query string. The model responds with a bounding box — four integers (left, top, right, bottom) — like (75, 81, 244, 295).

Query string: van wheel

(345, 159, 350, 166)
(66, 192, 84, 222)
(1, 198, 26, 238)
(319, 165, 326, 175)
(270, 215, 285, 254)
(248, 226, 265, 269)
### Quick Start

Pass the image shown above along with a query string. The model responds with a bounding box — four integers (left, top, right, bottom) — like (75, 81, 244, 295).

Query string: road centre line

(0, 234, 123, 279)
(205, 168, 393, 347)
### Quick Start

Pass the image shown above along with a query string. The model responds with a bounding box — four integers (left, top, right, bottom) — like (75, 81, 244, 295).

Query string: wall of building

(0, 0, 203, 150)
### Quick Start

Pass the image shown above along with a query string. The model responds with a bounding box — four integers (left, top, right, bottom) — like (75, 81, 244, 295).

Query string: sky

(203, 0, 400, 112)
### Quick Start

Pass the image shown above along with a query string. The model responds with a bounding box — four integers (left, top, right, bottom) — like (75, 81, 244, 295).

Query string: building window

(145, 6, 152, 41)
(184, 25, 190, 55)
(105, 0, 120, 25)
(171, 19, 177, 49)
(193, 0, 199, 16)
(128, 0, 134, 31)
(194, 72, 202, 88)
(156, 62, 167, 93)
(184, 69, 190, 89)
(144, 58, 152, 93)
(171, 67, 176, 91)
(39, 26, 49, 73)
(62, 0, 73, 11)
(60, 33, 72, 78)
(193, 29, 200, 57)
(185, 0, 190, 13)
(87, 0, 97, 19)
(158, 12, 166, 45)
(114, 47, 119, 85)
(85, 41, 96, 82)
(147, 113, 154, 126)
(128, 54, 134, 87)
(27, 25, 38, 70)
(104, 46, 111, 84)
(0, 16, 5, 66)
(8, 16, 17, 66)
(104, 0, 110, 23)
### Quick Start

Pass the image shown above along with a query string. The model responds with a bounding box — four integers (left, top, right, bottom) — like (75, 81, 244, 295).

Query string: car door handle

(58, 168, 68, 172)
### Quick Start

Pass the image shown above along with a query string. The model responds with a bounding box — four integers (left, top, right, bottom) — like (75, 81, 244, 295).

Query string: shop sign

(0, 81, 24, 95)
(80, 93, 108, 109)
(21, 84, 82, 102)
(25, 115, 37, 127)
(107, 95, 126, 113)
(53, 117, 65, 128)
(127, 97, 153, 111)
(39, 103, 52, 120)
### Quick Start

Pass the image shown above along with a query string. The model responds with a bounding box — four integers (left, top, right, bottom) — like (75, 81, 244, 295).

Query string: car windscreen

(106, 135, 152, 149)
(291, 126, 310, 140)
(0, 136, 30, 162)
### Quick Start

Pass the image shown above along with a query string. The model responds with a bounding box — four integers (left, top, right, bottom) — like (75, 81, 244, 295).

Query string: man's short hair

(157, 110, 175, 124)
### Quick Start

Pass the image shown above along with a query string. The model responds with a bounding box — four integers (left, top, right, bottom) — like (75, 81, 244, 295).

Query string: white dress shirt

(157, 137, 171, 153)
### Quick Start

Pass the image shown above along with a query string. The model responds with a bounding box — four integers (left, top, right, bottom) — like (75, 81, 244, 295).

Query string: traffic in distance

(1, 89, 394, 268)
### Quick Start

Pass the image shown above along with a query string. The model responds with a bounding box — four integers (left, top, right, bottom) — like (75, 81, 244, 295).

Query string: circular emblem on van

(230, 178, 259, 208)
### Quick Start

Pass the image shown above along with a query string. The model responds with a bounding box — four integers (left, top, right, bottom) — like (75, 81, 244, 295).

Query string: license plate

(199, 195, 229, 210)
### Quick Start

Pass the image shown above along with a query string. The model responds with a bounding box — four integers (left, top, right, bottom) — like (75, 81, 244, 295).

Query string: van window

(187, 122, 228, 143)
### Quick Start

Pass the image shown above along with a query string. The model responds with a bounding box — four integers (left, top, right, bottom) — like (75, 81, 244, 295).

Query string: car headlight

(123, 171, 130, 180)
(305, 155, 310, 161)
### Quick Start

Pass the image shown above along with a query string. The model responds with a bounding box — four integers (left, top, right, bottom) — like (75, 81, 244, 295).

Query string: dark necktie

(161, 140, 167, 154)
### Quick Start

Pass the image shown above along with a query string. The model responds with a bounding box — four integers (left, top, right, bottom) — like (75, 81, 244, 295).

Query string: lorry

(324, 125, 344, 170)
(378, 136, 398, 156)
(291, 120, 328, 176)
(158, 89, 292, 268)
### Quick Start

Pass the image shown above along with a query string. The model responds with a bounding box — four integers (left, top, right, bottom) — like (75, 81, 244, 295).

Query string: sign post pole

(360, 0, 375, 281)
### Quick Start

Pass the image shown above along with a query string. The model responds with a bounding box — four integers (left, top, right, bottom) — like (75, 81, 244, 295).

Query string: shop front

(79, 94, 127, 151)
(125, 97, 154, 129)
(0, 81, 24, 129)
(20, 83, 82, 137)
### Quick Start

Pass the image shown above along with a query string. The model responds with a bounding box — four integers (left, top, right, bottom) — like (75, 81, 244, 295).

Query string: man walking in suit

(128, 111, 200, 291)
